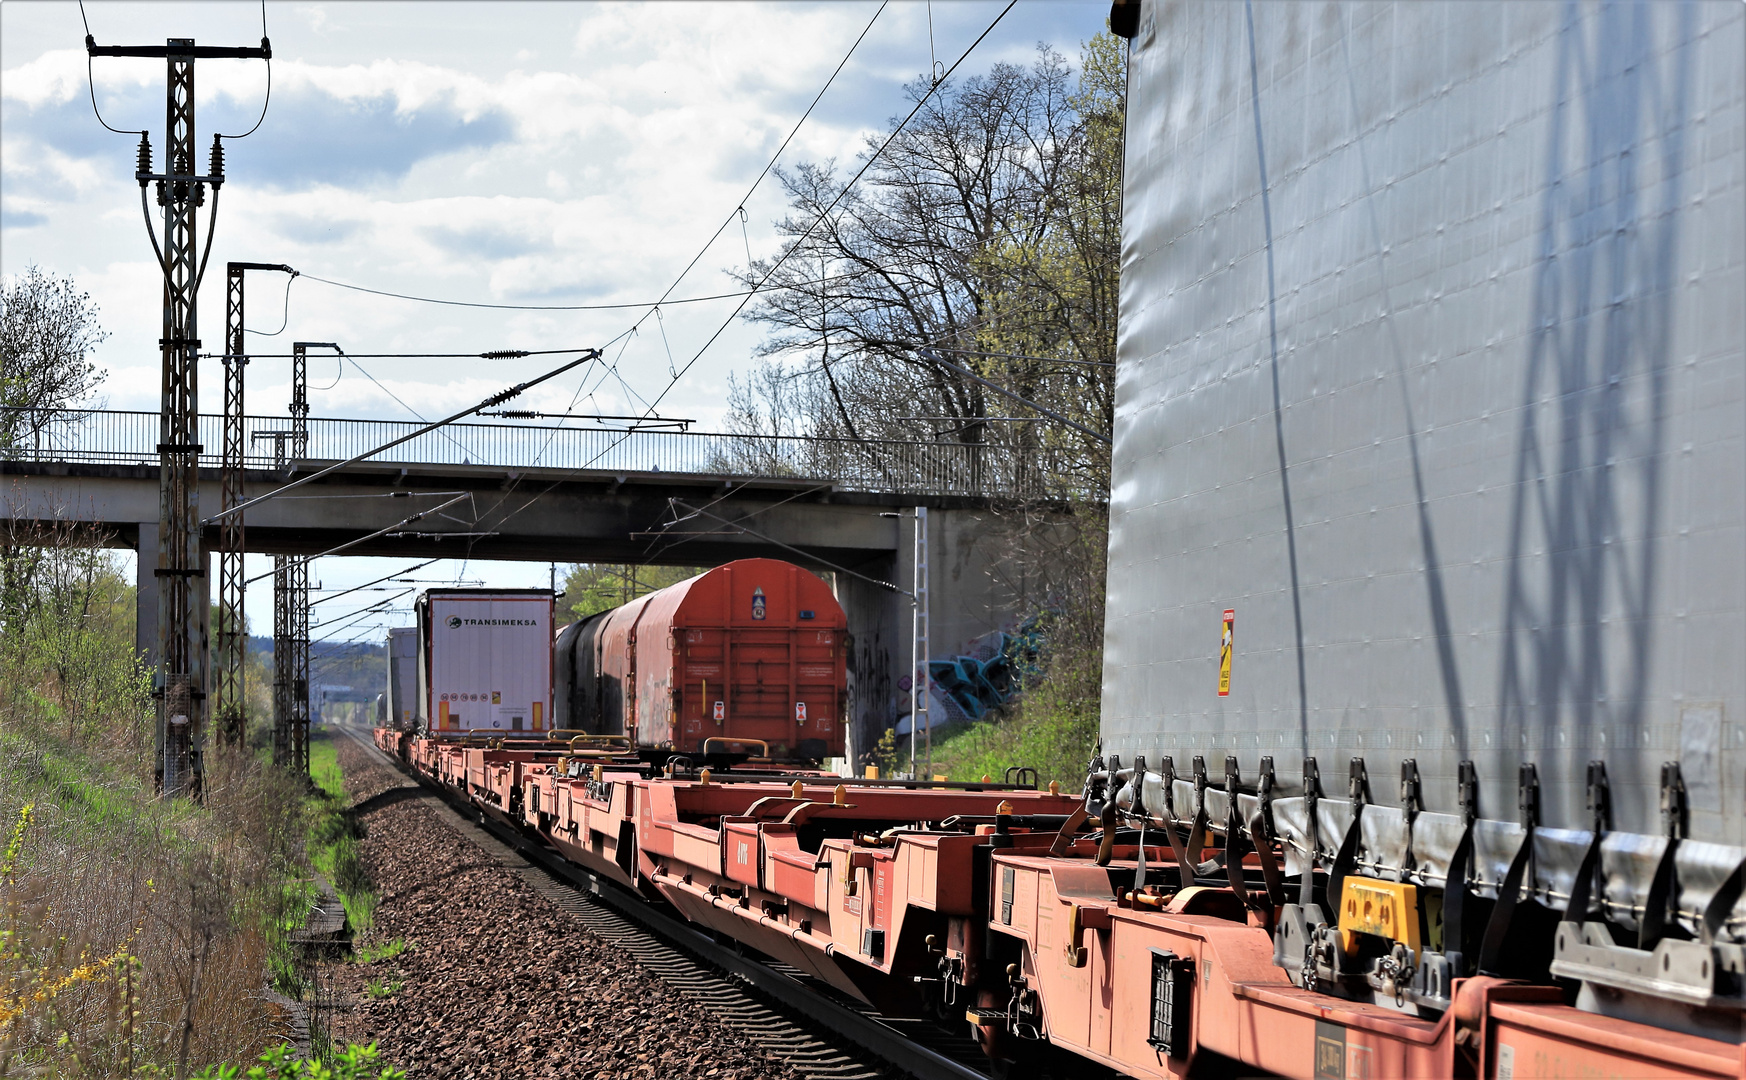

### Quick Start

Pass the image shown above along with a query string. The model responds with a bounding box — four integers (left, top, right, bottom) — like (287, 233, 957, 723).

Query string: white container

(417, 590, 553, 736)
(385, 627, 419, 731)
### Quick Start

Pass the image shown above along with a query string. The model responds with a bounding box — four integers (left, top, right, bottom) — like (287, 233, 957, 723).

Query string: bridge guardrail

(0, 408, 1050, 499)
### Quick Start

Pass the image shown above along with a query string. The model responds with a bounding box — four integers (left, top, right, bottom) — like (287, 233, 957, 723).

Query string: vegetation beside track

(0, 526, 380, 1076)
(919, 663, 1099, 792)
(306, 733, 375, 935)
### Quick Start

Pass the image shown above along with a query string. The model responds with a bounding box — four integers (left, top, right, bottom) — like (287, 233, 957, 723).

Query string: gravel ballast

(328, 735, 802, 1080)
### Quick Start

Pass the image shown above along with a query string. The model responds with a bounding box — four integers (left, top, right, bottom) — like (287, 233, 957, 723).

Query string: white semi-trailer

(416, 589, 553, 737)
(384, 627, 419, 731)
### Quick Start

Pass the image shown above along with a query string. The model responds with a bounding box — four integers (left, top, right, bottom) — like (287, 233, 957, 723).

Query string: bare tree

(1, 266, 109, 453)
(733, 39, 1121, 501)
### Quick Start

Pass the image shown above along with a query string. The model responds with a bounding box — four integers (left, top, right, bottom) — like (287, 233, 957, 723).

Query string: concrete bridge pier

(132, 521, 210, 697)
(835, 507, 1027, 773)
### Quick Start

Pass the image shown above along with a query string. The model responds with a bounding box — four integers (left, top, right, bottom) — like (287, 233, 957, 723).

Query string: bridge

(1, 407, 1053, 760)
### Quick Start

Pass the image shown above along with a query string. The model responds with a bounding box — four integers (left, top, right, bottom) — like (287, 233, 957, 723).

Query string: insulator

(136, 133, 153, 187)
(481, 350, 530, 360)
(209, 136, 226, 187)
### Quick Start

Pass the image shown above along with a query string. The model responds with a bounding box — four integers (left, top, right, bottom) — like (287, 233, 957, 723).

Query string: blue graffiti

(922, 614, 1051, 723)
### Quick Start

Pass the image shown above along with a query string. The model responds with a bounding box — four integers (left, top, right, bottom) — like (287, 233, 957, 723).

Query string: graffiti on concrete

(896, 612, 1051, 734)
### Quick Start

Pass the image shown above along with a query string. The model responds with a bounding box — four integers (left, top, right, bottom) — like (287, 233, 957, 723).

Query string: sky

(2, 0, 1109, 654)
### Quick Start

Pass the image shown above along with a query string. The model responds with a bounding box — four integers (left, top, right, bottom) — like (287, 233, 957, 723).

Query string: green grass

(354, 937, 409, 964)
(0, 727, 198, 847)
(305, 731, 377, 934)
(923, 672, 1099, 792)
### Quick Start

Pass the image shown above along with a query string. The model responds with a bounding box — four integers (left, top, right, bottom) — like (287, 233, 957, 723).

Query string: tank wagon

(554, 558, 849, 762)
(373, 3, 1744, 1077)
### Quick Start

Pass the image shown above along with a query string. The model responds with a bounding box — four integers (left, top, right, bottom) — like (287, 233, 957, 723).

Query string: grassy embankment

(921, 675, 1099, 791)
(0, 534, 387, 1076)
(305, 734, 374, 935)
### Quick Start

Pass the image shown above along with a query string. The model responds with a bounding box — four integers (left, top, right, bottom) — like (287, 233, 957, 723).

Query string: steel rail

(341, 727, 990, 1080)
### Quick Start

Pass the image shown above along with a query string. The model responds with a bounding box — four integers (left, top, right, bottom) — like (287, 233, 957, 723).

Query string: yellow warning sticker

(1218, 609, 1234, 697)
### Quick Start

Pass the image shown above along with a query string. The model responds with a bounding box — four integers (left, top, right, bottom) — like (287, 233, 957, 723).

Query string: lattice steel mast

(87, 32, 269, 795)
(271, 342, 319, 774)
(217, 262, 295, 747)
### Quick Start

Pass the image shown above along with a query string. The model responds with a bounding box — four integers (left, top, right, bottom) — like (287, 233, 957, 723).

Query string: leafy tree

(0, 266, 108, 452)
(558, 563, 706, 623)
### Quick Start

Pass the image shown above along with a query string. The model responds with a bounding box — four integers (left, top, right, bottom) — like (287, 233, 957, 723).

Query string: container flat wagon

(372, 3, 1745, 1077)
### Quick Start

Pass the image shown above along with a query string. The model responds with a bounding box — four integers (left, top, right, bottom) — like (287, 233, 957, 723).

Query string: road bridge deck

(3, 409, 1056, 760)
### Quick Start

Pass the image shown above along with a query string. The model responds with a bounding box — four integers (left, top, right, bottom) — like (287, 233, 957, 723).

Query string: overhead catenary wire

(241, 493, 473, 583)
(308, 589, 414, 634)
(78, 2, 141, 137)
(310, 559, 438, 608)
(451, 4, 892, 562)
(915, 348, 1110, 445)
(666, 499, 908, 596)
(627, 2, 1018, 425)
(214, 0, 273, 140)
(208, 350, 602, 524)
(932, 347, 1113, 369)
(213, 346, 597, 360)
(245, 272, 297, 337)
(475, 2, 1017, 545)
(298, 273, 849, 313)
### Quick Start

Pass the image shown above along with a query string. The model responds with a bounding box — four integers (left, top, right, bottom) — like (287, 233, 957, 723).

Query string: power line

(214, 346, 598, 359)
(453, 4, 890, 560)
(241, 493, 472, 583)
(627, 1, 1019, 425)
(916, 347, 1110, 445)
(303, 274, 769, 312)
(933, 347, 1113, 369)
(208, 350, 600, 524)
(214, 0, 273, 140)
(309, 589, 413, 633)
(475, 2, 1015, 544)
(311, 559, 438, 608)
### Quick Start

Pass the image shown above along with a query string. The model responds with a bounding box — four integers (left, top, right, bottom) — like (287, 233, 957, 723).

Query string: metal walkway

(2, 408, 1046, 500)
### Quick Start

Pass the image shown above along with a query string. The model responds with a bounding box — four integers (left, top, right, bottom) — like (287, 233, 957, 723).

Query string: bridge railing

(0, 408, 1050, 499)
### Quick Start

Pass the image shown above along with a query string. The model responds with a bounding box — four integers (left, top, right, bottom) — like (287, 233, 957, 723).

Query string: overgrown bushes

(0, 526, 314, 1076)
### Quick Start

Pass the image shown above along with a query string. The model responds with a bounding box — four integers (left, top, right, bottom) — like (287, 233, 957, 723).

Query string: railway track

(340, 727, 993, 1080)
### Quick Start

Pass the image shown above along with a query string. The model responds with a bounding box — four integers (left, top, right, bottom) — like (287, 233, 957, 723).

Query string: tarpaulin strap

(1094, 800, 1117, 867)
(1162, 808, 1194, 891)
(1249, 809, 1286, 910)
(1561, 830, 1604, 928)
(1299, 759, 1322, 912)
(1048, 802, 1090, 858)
(1702, 856, 1746, 947)
(1183, 806, 1210, 872)
(1442, 825, 1475, 974)
(1638, 837, 1681, 951)
(1323, 807, 1364, 927)
(1478, 826, 1535, 976)
(1223, 813, 1252, 909)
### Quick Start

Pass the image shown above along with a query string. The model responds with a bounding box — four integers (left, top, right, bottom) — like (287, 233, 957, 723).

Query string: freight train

(376, 3, 1745, 1076)
(554, 558, 849, 761)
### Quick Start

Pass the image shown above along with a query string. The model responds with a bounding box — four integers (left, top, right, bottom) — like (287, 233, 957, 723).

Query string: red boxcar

(554, 559, 848, 760)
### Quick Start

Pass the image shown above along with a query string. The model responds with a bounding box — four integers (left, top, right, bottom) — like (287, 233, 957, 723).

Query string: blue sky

(2, 0, 1109, 648)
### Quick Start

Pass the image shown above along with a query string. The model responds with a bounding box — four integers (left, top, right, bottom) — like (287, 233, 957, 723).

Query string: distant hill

(248, 634, 390, 706)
